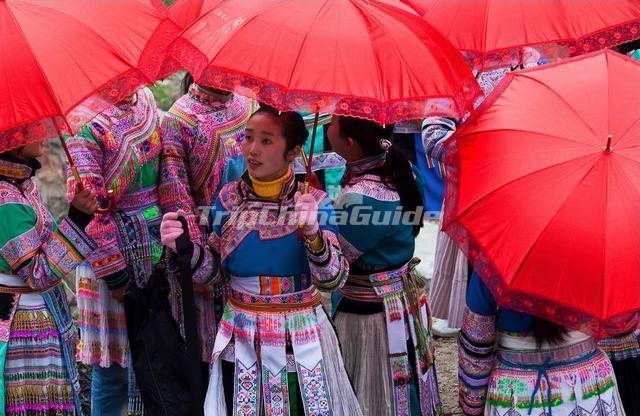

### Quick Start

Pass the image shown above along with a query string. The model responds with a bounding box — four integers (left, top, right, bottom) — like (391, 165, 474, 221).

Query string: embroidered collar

(102, 89, 145, 121)
(189, 84, 234, 107)
(341, 152, 387, 186)
(0, 156, 40, 181)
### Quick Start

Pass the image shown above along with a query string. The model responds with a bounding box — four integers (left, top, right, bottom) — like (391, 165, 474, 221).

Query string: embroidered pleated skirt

(598, 330, 640, 416)
(334, 260, 442, 416)
(4, 294, 75, 416)
(204, 278, 362, 416)
(486, 338, 626, 416)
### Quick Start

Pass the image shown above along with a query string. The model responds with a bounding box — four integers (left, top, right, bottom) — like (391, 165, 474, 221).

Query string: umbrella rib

(285, 0, 328, 90)
(612, 154, 640, 194)
(349, 0, 385, 105)
(205, 0, 289, 63)
(479, 0, 490, 57)
(557, 0, 579, 40)
(456, 153, 598, 221)
(460, 127, 601, 148)
(520, 74, 604, 148)
(363, 4, 430, 104)
(613, 116, 640, 150)
(506, 155, 604, 292)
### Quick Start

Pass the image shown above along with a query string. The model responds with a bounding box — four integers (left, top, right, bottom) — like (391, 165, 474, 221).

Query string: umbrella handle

(56, 122, 115, 213)
(95, 189, 115, 214)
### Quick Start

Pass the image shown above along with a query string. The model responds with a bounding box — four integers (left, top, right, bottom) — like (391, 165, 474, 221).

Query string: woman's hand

(160, 211, 185, 251)
(294, 192, 320, 237)
(71, 189, 98, 215)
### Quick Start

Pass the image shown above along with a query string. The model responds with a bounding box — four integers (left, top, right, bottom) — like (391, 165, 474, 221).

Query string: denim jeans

(91, 364, 128, 416)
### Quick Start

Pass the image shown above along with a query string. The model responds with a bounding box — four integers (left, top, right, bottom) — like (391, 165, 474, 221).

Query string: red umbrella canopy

(410, 0, 640, 71)
(0, 0, 180, 153)
(168, 0, 204, 28)
(442, 50, 640, 338)
(170, 0, 481, 125)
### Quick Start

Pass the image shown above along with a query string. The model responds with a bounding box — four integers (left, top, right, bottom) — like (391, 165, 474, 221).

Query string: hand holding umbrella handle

(95, 189, 115, 214)
(298, 148, 311, 238)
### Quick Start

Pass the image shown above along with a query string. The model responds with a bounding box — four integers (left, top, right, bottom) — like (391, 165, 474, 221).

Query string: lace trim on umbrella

(0, 116, 69, 153)
(463, 19, 640, 71)
(170, 37, 483, 124)
(0, 19, 182, 152)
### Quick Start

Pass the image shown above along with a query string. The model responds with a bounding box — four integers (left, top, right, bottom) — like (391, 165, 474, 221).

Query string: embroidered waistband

(228, 285, 321, 313)
(116, 187, 159, 212)
(497, 338, 597, 366)
(340, 258, 421, 301)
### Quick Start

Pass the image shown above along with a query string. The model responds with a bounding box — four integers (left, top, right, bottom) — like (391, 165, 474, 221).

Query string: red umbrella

(442, 50, 640, 338)
(168, 0, 204, 28)
(169, 0, 481, 125)
(0, 0, 181, 153)
(406, 0, 640, 71)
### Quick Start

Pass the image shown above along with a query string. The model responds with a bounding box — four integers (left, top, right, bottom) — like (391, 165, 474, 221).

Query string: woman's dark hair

(182, 72, 194, 95)
(617, 39, 640, 55)
(250, 104, 309, 151)
(337, 116, 424, 236)
(531, 317, 567, 347)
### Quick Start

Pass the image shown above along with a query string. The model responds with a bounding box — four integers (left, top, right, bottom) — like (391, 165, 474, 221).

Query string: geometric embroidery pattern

(389, 353, 411, 416)
(234, 360, 260, 416)
(297, 361, 332, 416)
(262, 367, 289, 416)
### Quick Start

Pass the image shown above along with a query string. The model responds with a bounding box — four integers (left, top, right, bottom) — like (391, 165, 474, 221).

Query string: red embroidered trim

(169, 38, 483, 124)
(0, 19, 182, 153)
(462, 19, 640, 71)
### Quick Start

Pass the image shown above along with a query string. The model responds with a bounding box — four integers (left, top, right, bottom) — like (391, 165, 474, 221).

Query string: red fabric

(414, 0, 640, 71)
(168, 0, 204, 28)
(0, 0, 181, 153)
(443, 50, 640, 339)
(170, 0, 481, 125)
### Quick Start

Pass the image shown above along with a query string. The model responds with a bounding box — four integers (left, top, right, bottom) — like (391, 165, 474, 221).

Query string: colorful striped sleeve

(0, 199, 95, 290)
(307, 197, 349, 291)
(64, 124, 127, 279)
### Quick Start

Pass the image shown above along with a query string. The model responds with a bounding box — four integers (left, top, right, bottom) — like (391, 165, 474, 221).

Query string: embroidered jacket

(159, 86, 256, 240)
(64, 88, 163, 287)
(189, 173, 348, 291)
(0, 156, 96, 414)
(0, 157, 95, 290)
(334, 167, 416, 272)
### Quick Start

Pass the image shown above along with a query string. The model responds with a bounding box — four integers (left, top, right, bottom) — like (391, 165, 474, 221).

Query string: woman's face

(11, 141, 44, 161)
(242, 113, 296, 181)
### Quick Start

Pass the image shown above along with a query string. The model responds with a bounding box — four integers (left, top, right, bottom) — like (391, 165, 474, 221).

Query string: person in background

(459, 271, 626, 416)
(598, 320, 640, 415)
(158, 74, 257, 382)
(329, 115, 442, 416)
(64, 87, 163, 415)
(0, 140, 96, 415)
(420, 116, 466, 337)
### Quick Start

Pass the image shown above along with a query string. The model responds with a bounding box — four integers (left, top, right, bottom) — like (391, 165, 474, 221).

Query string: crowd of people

(0, 46, 638, 416)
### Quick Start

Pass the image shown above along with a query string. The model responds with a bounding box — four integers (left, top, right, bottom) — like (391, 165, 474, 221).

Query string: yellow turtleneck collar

(250, 167, 292, 199)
